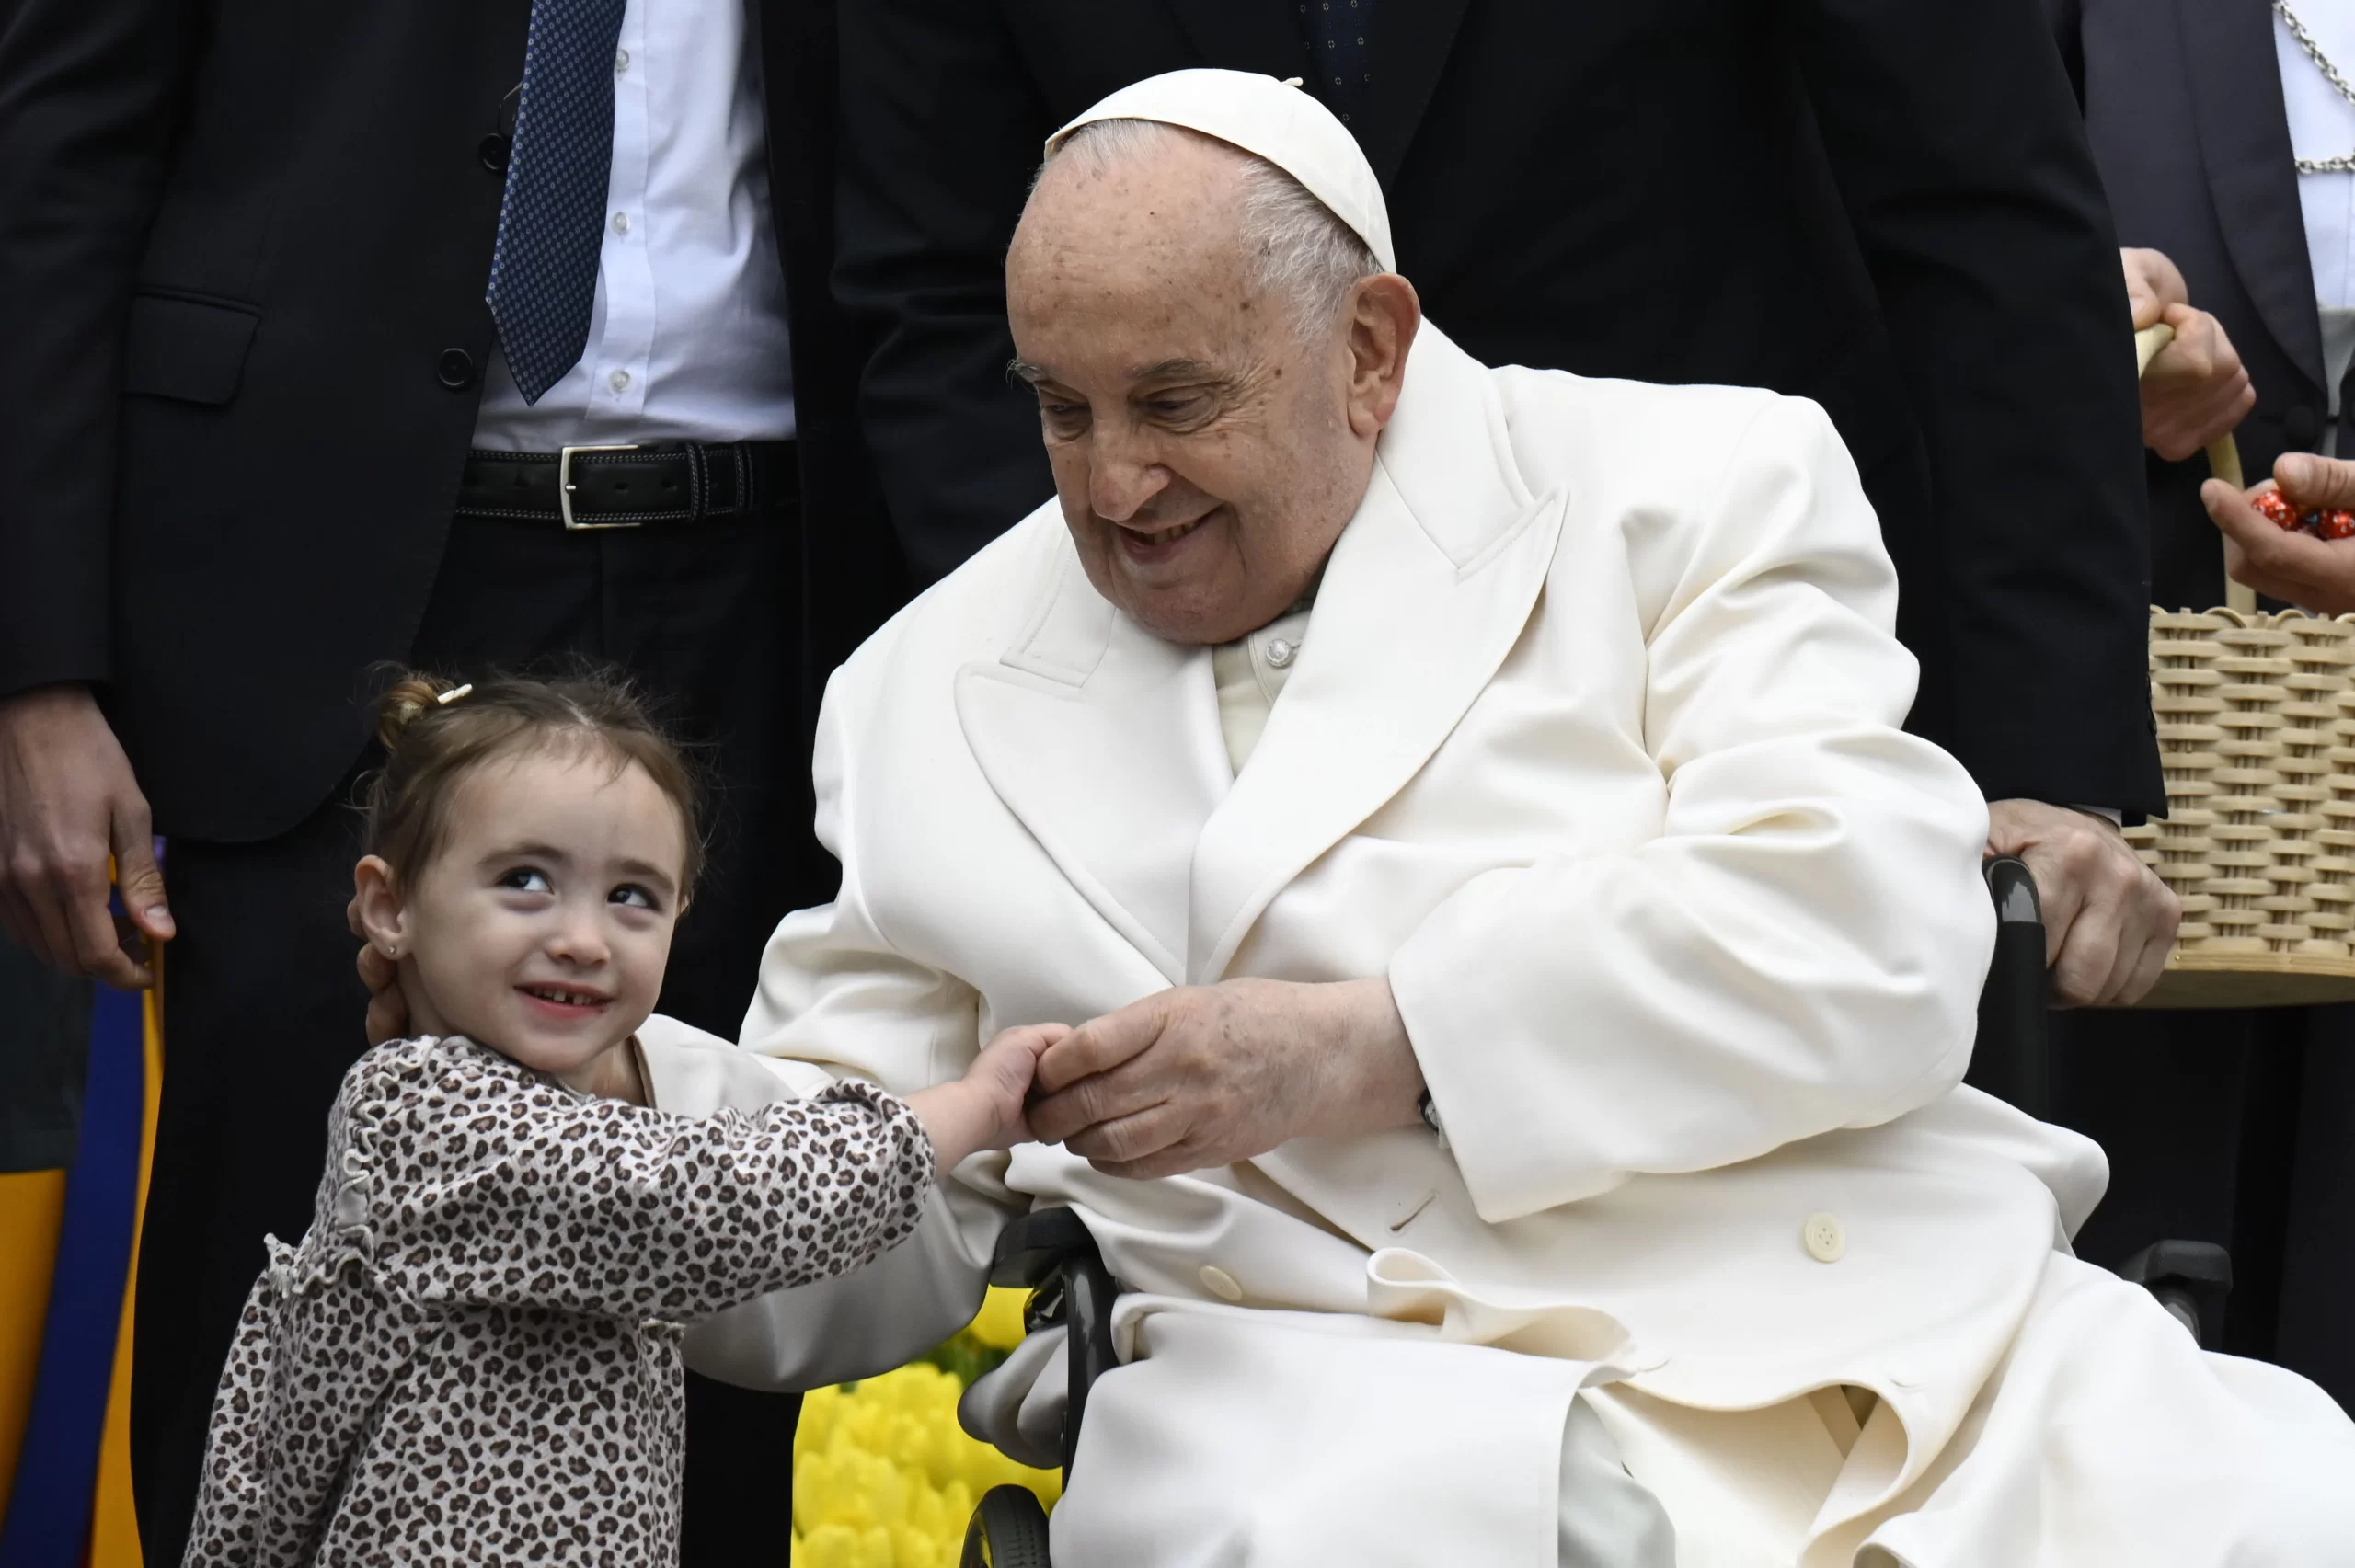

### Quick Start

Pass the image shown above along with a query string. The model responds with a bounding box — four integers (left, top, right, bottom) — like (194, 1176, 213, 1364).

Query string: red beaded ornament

(2323, 509, 2355, 541)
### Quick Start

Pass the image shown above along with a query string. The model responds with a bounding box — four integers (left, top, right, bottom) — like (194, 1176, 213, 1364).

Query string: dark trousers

(2051, 1004, 2355, 1412)
(132, 500, 822, 1567)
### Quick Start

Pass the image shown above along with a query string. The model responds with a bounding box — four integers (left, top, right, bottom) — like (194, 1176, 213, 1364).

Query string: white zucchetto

(1046, 68, 1396, 273)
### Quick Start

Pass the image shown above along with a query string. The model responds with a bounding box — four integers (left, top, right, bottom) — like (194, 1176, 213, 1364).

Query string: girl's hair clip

(435, 683, 475, 706)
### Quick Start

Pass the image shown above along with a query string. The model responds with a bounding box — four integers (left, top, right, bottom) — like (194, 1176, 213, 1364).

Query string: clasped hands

(1023, 976, 1425, 1177)
(355, 946, 1428, 1178)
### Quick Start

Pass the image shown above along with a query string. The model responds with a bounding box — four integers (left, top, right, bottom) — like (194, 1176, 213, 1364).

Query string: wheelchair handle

(988, 1207, 1122, 1479)
(989, 1206, 1096, 1290)
(1968, 854, 2051, 1120)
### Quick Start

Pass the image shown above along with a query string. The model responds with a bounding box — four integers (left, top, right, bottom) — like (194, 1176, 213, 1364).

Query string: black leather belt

(455, 440, 797, 529)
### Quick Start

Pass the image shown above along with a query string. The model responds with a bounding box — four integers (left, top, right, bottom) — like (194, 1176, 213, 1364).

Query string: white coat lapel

(1188, 326, 1567, 983)
(955, 525, 1229, 986)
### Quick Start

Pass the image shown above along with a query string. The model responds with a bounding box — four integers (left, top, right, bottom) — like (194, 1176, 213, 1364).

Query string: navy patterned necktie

(1299, 0, 1376, 132)
(485, 0, 629, 404)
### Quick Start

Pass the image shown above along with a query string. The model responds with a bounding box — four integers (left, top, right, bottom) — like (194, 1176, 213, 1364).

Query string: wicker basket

(2099, 324, 2355, 1005)
(2126, 607, 2355, 1006)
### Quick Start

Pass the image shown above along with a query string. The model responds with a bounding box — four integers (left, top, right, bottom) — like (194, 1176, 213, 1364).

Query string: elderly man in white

(638, 70, 2355, 1568)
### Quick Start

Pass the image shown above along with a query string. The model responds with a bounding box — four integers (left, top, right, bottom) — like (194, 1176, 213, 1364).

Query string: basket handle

(2136, 323, 2253, 613)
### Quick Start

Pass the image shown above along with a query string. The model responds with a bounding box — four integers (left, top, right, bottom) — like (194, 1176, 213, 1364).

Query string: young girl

(181, 671, 1051, 1567)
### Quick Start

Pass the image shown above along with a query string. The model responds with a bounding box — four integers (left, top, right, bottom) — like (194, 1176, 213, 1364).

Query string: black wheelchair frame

(957, 857, 2232, 1566)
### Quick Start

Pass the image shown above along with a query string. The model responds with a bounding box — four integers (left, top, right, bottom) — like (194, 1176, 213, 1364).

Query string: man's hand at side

(2122, 247, 2255, 461)
(1987, 798, 2178, 1006)
(0, 682, 171, 988)
(1028, 976, 1424, 1179)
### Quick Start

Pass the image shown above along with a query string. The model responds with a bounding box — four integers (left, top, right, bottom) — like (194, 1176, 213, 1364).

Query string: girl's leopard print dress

(180, 1034, 934, 1566)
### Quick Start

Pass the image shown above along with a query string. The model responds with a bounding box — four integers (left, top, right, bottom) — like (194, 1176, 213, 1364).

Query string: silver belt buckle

(558, 442, 644, 530)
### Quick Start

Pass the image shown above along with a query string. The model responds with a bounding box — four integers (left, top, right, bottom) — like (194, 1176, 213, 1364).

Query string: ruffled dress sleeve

(362, 1036, 936, 1322)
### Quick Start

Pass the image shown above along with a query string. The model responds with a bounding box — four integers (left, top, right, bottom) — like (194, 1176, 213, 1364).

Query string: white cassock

(630, 314, 2355, 1565)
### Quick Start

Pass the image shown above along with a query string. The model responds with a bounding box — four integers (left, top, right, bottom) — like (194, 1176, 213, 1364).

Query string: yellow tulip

(797, 1523, 858, 1568)
(792, 1296, 1058, 1563)
(967, 1287, 1032, 1352)
(890, 1522, 943, 1566)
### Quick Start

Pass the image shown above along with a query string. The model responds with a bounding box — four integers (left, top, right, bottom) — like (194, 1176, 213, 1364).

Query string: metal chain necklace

(2277, 0, 2355, 172)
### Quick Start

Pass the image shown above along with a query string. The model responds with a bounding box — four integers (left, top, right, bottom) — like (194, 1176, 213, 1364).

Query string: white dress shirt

(2279, 0, 2355, 440)
(471, 0, 796, 451)
(1210, 605, 1313, 773)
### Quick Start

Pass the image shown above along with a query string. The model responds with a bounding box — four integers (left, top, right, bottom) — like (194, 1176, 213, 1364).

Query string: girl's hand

(968, 1023, 1070, 1146)
(907, 1023, 1071, 1168)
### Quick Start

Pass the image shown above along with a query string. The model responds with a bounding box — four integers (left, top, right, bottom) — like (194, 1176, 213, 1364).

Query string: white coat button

(1802, 1212, 1845, 1263)
(1198, 1265, 1244, 1301)
(1264, 637, 1296, 669)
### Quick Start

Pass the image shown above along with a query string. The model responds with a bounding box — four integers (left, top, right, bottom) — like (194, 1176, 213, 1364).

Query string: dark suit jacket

(2057, 0, 2328, 608)
(836, 0, 2166, 817)
(0, 0, 905, 844)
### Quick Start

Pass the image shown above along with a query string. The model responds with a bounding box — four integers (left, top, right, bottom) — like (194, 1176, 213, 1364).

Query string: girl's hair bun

(375, 672, 459, 751)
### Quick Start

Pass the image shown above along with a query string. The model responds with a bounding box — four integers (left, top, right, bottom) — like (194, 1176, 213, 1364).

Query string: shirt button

(1265, 637, 1297, 669)
(611, 211, 631, 235)
(608, 369, 632, 393)
(1802, 1212, 1845, 1263)
(1197, 1265, 1244, 1301)
(615, 48, 631, 72)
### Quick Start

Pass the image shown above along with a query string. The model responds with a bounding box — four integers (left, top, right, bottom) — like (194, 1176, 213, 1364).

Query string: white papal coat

(642, 324, 2355, 1566)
